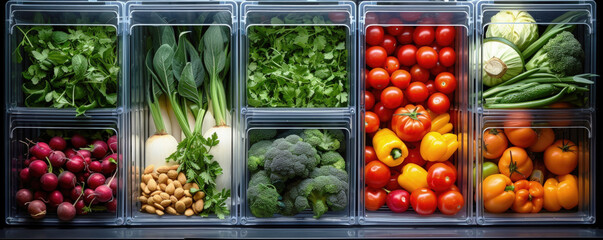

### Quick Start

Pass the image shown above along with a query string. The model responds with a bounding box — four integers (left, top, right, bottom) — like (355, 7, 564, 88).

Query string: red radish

(107, 135, 118, 153)
(40, 173, 58, 191)
(84, 157, 91, 165)
(65, 156, 85, 173)
(83, 188, 97, 204)
(87, 173, 106, 190)
(77, 149, 91, 159)
(65, 149, 77, 159)
(86, 140, 108, 159)
(58, 171, 77, 189)
(27, 200, 47, 219)
(106, 198, 117, 213)
(88, 161, 102, 173)
(49, 136, 67, 151)
(48, 190, 64, 208)
(94, 185, 113, 202)
(33, 191, 48, 201)
(101, 154, 118, 175)
(19, 168, 31, 182)
(24, 158, 31, 167)
(75, 199, 87, 215)
(71, 134, 88, 148)
(57, 202, 76, 221)
(16, 189, 33, 208)
(31, 142, 53, 159)
(29, 160, 48, 178)
(71, 185, 83, 200)
(105, 177, 117, 195)
(49, 151, 66, 168)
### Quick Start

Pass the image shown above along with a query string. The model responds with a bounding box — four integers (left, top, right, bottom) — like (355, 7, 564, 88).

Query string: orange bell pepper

(483, 174, 515, 213)
(511, 180, 544, 213)
(397, 163, 428, 193)
(543, 174, 579, 212)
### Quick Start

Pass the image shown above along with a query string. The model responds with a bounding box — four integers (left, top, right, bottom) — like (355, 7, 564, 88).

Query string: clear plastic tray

(125, 0, 239, 225)
(5, 0, 125, 116)
(239, 115, 356, 225)
(475, 0, 597, 113)
(475, 113, 595, 225)
(239, 0, 357, 112)
(358, 0, 473, 225)
(4, 115, 125, 225)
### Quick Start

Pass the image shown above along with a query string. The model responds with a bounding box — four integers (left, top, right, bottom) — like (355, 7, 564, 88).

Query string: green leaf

(160, 26, 176, 49)
(172, 31, 189, 81)
(153, 44, 175, 94)
(185, 39, 204, 87)
(203, 26, 226, 76)
(178, 63, 200, 105)
(76, 100, 97, 116)
(71, 54, 87, 79)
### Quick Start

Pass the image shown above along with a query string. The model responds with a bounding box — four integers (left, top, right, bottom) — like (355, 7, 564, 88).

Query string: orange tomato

(544, 139, 578, 176)
(528, 128, 555, 153)
(504, 128, 537, 148)
(483, 129, 508, 160)
(498, 147, 533, 182)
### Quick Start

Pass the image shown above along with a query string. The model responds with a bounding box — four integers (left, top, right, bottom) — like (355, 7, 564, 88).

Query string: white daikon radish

(201, 100, 215, 136)
(158, 95, 172, 135)
(180, 108, 196, 141)
(145, 92, 178, 167)
(203, 126, 232, 192)
(165, 97, 181, 142)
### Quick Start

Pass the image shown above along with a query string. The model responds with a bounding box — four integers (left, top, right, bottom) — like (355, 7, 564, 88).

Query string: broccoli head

(300, 129, 341, 152)
(249, 129, 277, 145)
(248, 140, 273, 172)
(320, 151, 346, 170)
(281, 180, 312, 216)
(327, 129, 346, 154)
(247, 171, 282, 218)
(525, 31, 584, 77)
(263, 134, 320, 187)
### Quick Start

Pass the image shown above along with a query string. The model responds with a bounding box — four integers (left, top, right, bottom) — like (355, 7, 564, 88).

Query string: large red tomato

(391, 104, 432, 142)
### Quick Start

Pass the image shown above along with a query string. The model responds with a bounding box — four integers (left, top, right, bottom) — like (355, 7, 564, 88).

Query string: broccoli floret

(249, 129, 277, 145)
(310, 165, 348, 183)
(263, 135, 320, 187)
(525, 31, 584, 77)
(327, 129, 346, 154)
(319, 151, 346, 170)
(247, 171, 283, 218)
(281, 180, 312, 216)
(248, 140, 273, 172)
(300, 129, 341, 152)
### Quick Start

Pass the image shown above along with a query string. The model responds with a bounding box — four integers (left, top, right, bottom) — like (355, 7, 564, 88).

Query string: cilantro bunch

(247, 15, 349, 108)
(14, 26, 119, 115)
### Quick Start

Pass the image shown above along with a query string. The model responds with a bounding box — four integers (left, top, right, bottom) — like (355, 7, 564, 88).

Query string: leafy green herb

(15, 26, 119, 115)
(247, 15, 348, 108)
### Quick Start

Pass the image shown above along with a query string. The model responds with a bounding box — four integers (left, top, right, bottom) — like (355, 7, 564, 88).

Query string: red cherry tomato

(365, 69, 370, 89)
(435, 26, 455, 47)
(410, 65, 429, 83)
(425, 161, 457, 177)
(385, 170, 402, 191)
(426, 163, 457, 192)
(366, 26, 385, 46)
(365, 91, 375, 110)
(405, 82, 429, 103)
(365, 111, 380, 133)
(367, 68, 390, 90)
(386, 18, 404, 36)
(384, 56, 400, 75)
(435, 72, 457, 94)
(397, 27, 414, 45)
(397, 45, 417, 67)
(413, 26, 435, 46)
(400, 12, 422, 22)
(439, 47, 456, 67)
(410, 188, 437, 215)
(365, 146, 378, 165)
(424, 80, 436, 95)
(386, 189, 410, 213)
(373, 102, 394, 122)
(390, 70, 411, 90)
(416, 46, 438, 69)
(365, 187, 387, 211)
(380, 35, 398, 55)
(365, 160, 391, 189)
(430, 62, 447, 76)
(437, 190, 464, 215)
(380, 86, 404, 109)
(427, 93, 451, 115)
(366, 46, 388, 68)
(328, 12, 347, 23)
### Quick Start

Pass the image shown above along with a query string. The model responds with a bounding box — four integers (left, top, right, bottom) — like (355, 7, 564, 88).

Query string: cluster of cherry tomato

(363, 22, 462, 215)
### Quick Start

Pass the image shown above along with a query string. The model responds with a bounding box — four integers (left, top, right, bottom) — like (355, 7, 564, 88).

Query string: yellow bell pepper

(431, 113, 453, 134)
(397, 163, 428, 192)
(420, 132, 459, 162)
(372, 128, 409, 167)
(543, 174, 579, 212)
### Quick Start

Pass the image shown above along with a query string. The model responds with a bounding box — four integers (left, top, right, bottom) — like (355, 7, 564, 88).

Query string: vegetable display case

(2, 0, 598, 230)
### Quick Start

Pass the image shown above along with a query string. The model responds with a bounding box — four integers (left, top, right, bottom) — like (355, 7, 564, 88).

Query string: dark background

(1, 0, 602, 238)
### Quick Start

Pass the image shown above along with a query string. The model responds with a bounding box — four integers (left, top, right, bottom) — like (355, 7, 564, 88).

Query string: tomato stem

(508, 151, 526, 179)
(394, 107, 423, 121)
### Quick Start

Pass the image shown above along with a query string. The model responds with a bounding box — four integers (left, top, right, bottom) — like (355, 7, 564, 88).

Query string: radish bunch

(16, 134, 119, 221)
